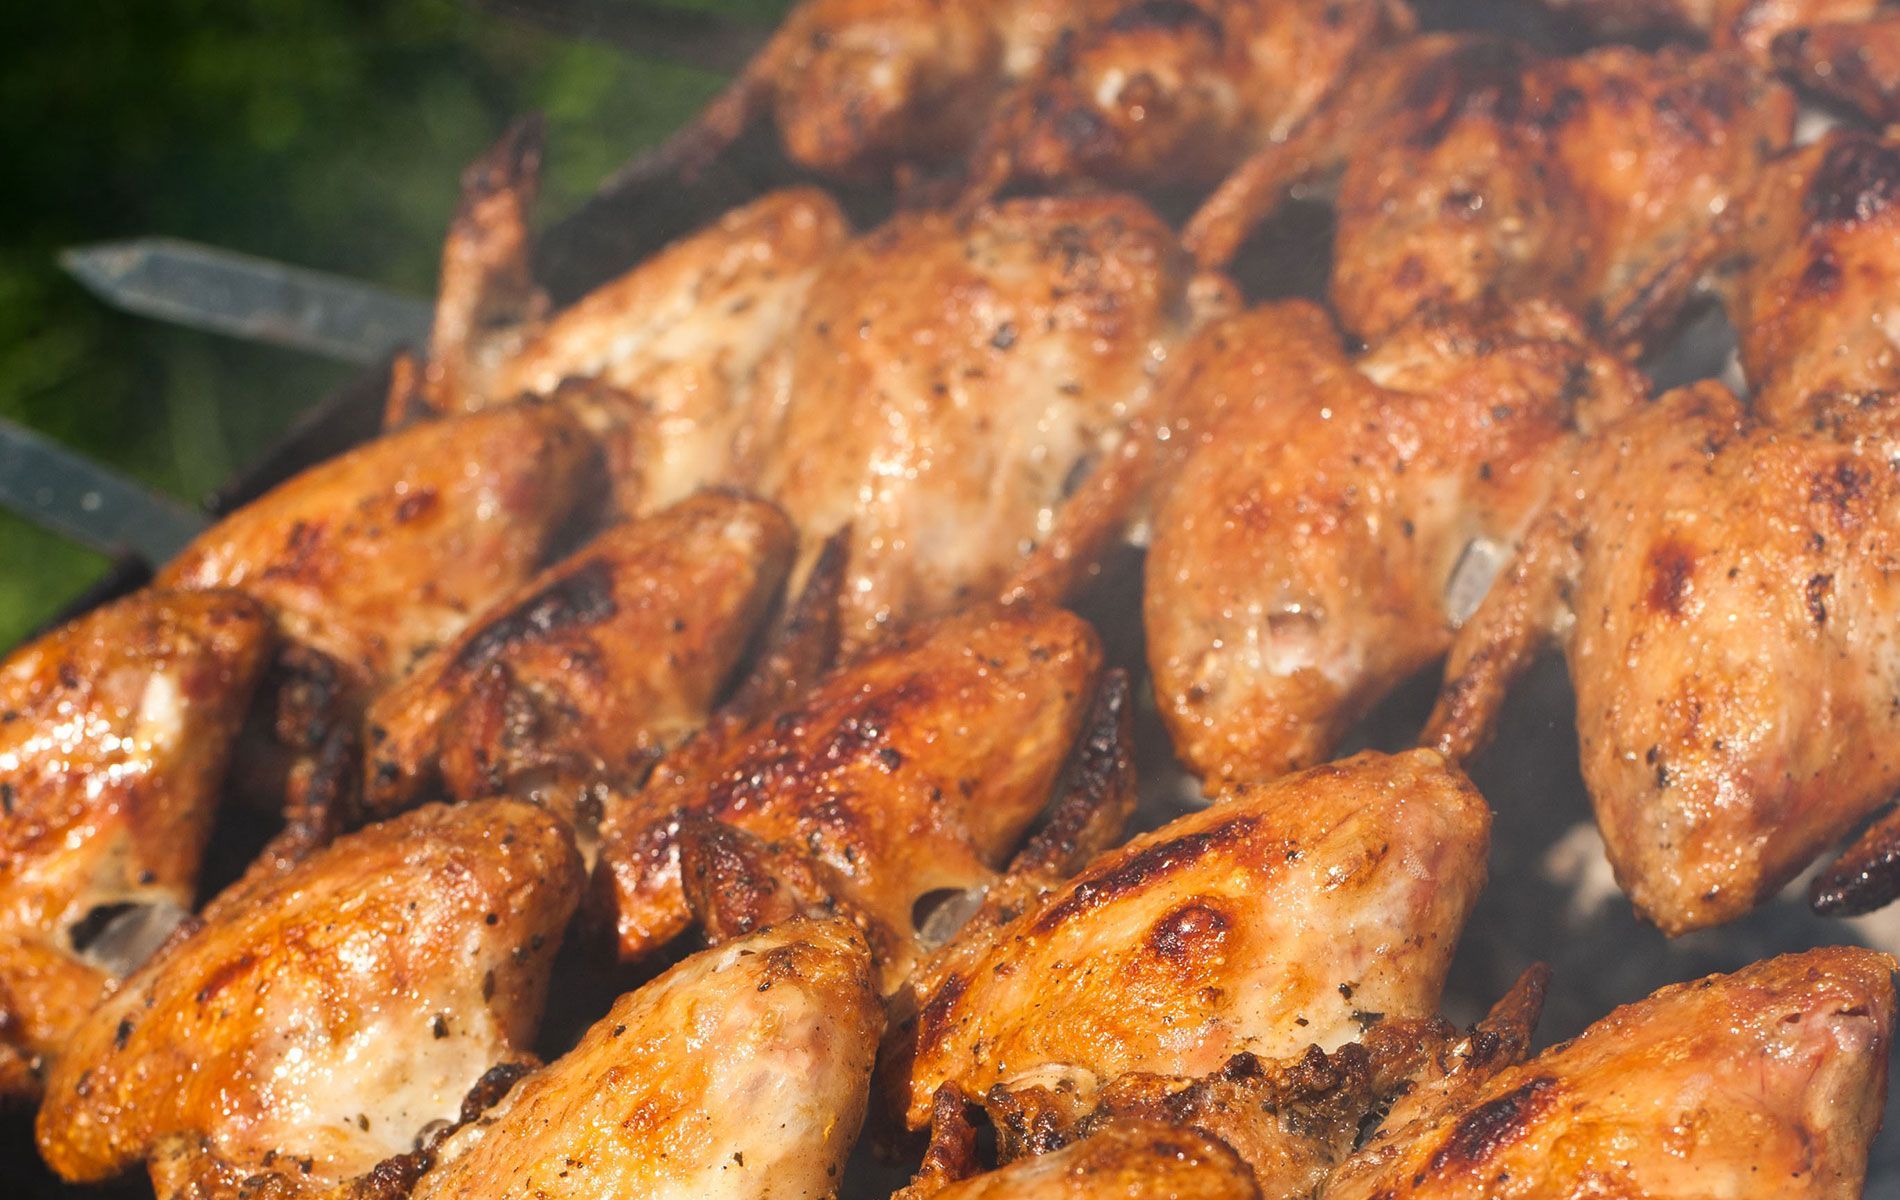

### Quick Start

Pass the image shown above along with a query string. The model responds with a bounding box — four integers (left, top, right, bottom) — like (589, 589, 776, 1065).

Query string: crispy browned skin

(1427, 383, 1900, 931)
(362, 491, 794, 838)
(1725, 131, 1900, 422)
(968, 0, 1411, 195)
(748, 194, 1233, 650)
(1543, 0, 1900, 122)
(912, 1119, 1262, 1200)
(1144, 299, 1643, 784)
(1330, 41, 1792, 348)
(597, 602, 1100, 990)
(36, 799, 582, 1190)
(159, 400, 599, 696)
(0, 590, 272, 1097)
(409, 918, 881, 1200)
(1324, 947, 1896, 1199)
(895, 749, 1489, 1132)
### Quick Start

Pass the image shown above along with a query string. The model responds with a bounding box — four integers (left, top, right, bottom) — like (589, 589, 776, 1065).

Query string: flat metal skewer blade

(0, 418, 210, 563)
(60, 237, 434, 365)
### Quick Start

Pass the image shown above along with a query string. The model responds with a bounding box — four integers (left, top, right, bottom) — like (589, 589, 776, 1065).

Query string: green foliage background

(0, 0, 784, 645)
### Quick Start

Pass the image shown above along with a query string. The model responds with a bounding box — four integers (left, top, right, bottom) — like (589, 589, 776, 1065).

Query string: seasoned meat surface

(1145, 299, 1643, 783)
(1324, 947, 1896, 1199)
(408, 918, 881, 1200)
(896, 749, 1489, 1130)
(1429, 383, 1900, 931)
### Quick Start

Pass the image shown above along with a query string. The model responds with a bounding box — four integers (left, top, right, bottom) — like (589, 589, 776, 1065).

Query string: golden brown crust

(1330, 42, 1791, 349)
(361, 491, 795, 831)
(596, 602, 1101, 991)
(158, 401, 600, 695)
(0, 589, 274, 1096)
(970, 0, 1410, 195)
(36, 799, 583, 1187)
(1325, 947, 1897, 1199)
(894, 749, 1490, 1131)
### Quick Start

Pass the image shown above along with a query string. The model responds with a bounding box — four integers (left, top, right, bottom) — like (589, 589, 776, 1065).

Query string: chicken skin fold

(1541, 0, 1900, 124)
(689, 0, 1406, 192)
(1723, 130, 1900, 423)
(1186, 36, 1794, 346)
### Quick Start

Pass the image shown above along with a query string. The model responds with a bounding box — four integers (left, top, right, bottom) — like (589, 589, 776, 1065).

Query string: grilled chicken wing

(408, 917, 881, 1200)
(597, 602, 1102, 991)
(966, 0, 1411, 196)
(1186, 38, 1793, 344)
(1426, 382, 1900, 931)
(36, 798, 583, 1194)
(1334, 42, 1790, 348)
(159, 399, 599, 699)
(749, 194, 1233, 651)
(0, 590, 272, 1098)
(685, 0, 1095, 180)
(1324, 946, 1896, 1199)
(362, 491, 794, 846)
(1724, 131, 1900, 422)
(1543, 0, 1900, 123)
(1144, 299, 1643, 784)
(892, 748, 1489, 1136)
(414, 126, 850, 513)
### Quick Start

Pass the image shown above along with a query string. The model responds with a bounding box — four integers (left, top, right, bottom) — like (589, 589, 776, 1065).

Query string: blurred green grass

(0, 0, 785, 645)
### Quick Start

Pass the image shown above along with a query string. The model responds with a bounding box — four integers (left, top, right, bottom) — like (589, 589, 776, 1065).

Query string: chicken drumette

(1143, 298, 1643, 784)
(0, 590, 272, 1099)
(35, 798, 582, 1197)
(362, 490, 794, 850)
(1427, 382, 1900, 931)
(407, 917, 882, 1200)
(1325, 947, 1896, 1199)
(1186, 37, 1794, 352)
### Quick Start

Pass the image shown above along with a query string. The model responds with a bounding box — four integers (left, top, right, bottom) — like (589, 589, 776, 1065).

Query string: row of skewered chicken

(6, 0, 1900, 1194)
